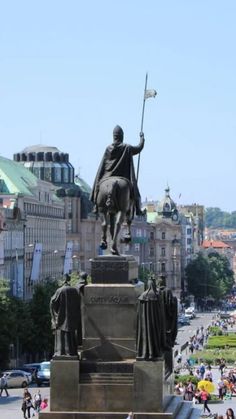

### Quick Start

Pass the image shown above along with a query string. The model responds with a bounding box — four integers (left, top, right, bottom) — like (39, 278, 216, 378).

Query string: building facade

(14, 146, 101, 274)
(0, 156, 66, 298)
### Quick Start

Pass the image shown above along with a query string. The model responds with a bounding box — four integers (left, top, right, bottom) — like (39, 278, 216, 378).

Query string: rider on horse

(90, 125, 145, 216)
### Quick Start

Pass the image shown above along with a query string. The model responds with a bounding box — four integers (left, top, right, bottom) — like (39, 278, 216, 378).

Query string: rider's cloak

(90, 143, 141, 205)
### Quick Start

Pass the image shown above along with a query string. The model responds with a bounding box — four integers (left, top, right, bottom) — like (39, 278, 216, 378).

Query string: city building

(145, 187, 182, 297)
(14, 145, 101, 273)
(201, 239, 234, 271)
(0, 156, 66, 298)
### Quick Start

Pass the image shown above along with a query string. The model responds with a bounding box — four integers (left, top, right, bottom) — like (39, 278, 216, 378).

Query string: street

(0, 385, 50, 419)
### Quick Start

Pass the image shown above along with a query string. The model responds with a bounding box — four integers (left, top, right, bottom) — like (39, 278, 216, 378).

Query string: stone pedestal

(91, 255, 138, 284)
(39, 256, 174, 419)
(134, 361, 164, 412)
(82, 283, 140, 361)
(50, 359, 80, 411)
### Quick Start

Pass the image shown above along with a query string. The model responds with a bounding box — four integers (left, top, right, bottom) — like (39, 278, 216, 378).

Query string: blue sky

(0, 1, 236, 211)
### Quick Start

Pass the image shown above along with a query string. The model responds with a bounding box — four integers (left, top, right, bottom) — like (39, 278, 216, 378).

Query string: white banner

(30, 243, 43, 281)
(63, 241, 73, 275)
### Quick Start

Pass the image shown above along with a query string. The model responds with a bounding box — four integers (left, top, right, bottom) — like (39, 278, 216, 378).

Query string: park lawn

(206, 334, 236, 349)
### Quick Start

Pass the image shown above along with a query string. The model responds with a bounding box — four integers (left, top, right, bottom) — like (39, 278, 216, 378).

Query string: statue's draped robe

(50, 284, 82, 356)
(90, 143, 142, 207)
(136, 280, 166, 360)
(159, 286, 178, 374)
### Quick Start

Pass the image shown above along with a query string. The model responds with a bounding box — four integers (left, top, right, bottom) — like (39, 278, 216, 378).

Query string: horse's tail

(105, 180, 118, 210)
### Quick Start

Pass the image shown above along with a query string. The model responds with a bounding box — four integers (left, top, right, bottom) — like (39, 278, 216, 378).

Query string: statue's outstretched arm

(131, 132, 145, 156)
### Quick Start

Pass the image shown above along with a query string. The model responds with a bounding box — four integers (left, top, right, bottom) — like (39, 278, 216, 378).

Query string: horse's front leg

(100, 212, 108, 250)
(110, 211, 124, 255)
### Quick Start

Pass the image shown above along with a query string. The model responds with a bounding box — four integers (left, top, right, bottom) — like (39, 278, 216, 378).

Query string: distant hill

(205, 207, 236, 228)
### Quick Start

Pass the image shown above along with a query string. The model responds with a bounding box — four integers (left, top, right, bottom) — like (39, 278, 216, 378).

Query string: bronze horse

(96, 176, 134, 255)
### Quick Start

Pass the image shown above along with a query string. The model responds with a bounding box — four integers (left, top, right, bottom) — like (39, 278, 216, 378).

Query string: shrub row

(191, 348, 236, 365)
(205, 334, 236, 349)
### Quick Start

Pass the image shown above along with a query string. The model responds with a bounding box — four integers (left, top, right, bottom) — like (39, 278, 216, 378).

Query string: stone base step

(39, 412, 173, 419)
(188, 407, 201, 419)
(80, 373, 133, 385)
(164, 395, 201, 419)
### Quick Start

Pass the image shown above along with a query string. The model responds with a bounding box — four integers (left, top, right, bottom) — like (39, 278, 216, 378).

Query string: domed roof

(21, 145, 61, 153)
(157, 186, 178, 218)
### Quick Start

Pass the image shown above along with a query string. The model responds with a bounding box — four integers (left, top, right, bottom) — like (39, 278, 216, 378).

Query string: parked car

(20, 363, 41, 383)
(2, 370, 32, 388)
(185, 307, 196, 319)
(178, 315, 190, 326)
(36, 361, 51, 387)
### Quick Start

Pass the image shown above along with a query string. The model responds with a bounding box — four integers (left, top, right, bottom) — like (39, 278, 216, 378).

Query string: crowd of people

(21, 388, 48, 418)
(174, 310, 236, 418)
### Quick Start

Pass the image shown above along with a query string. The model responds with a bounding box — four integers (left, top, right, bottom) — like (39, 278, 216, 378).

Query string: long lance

(136, 73, 148, 183)
(136, 73, 157, 183)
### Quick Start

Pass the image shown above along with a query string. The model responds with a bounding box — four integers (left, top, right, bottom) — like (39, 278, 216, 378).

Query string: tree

(207, 252, 234, 299)
(185, 252, 234, 301)
(26, 279, 59, 361)
(0, 279, 32, 368)
(205, 207, 236, 229)
(185, 253, 210, 299)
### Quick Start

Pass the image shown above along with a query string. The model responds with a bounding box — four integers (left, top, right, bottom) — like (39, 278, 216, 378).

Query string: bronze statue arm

(131, 132, 145, 156)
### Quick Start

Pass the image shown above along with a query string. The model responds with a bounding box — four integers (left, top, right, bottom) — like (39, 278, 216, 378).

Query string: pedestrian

(189, 343, 194, 354)
(205, 365, 213, 382)
(185, 380, 194, 401)
(125, 412, 133, 419)
(199, 362, 205, 379)
(225, 408, 235, 419)
(200, 387, 211, 415)
(177, 351, 182, 364)
(219, 358, 226, 375)
(0, 373, 9, 397)
(175, 381, 185, 396)
(40, 398, 48, 410)
(21, 388, 33, 419)
(33, 390, 42, 412)
(217, 377, 225, 400)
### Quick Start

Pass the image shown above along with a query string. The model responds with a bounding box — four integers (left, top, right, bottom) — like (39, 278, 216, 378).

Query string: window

(150, 231, 154, 240)
(161, 247, 165, 257)
(187, 238, 192, 245)
(162, 232, 165, 240)
(187, 228, 192, 235)
(136, 228, 142, 237)
(161, 262, 165, 273)
(149, 247, 154, 257)
(135, 243, 140, 252)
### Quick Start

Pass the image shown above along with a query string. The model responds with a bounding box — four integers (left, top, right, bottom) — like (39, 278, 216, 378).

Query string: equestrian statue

(90, 125, 145, 255)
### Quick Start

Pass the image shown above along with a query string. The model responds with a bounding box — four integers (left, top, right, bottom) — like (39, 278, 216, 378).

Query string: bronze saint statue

(50, 274, 82, 358)
(90, 125, 145, 255)
(157, 276, 178, 374)
(136, 277, 166, 360)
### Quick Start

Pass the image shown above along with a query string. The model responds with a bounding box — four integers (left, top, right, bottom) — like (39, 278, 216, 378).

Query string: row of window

(24, 203, 64, 218)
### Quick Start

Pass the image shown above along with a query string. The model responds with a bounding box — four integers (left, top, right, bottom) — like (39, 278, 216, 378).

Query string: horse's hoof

(110, 247, 119, 256)
(123, 234, 131, 243)
(100, 241, 107, 250)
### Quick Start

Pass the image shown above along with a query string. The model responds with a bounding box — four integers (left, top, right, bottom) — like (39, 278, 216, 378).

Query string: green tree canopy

(26, 278, 59, 361)
(205, 207, 236, 229)
(185, 252, 234, 300)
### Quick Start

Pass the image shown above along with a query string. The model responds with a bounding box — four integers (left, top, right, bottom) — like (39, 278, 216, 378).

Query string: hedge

(208, 326, 223, 336)
(191, 348, 236, 365)
(174, 374, 199, 386)
(205, 334, 236, 349)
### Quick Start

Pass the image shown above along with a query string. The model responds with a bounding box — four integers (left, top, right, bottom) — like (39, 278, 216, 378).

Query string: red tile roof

(202, 240, 231, 249)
